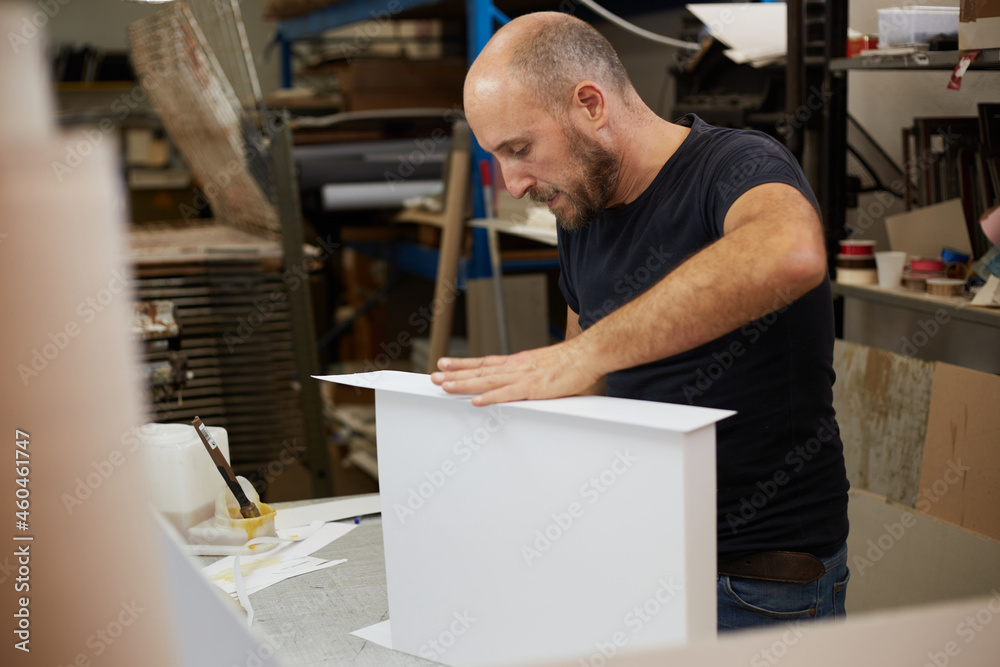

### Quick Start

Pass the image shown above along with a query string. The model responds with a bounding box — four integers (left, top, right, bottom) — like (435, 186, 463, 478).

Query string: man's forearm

(574, 210, 826, 378)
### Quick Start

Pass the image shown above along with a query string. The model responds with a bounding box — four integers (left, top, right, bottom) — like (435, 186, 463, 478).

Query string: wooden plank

(918, 362, 1000, 541)
(832, 340, 934, 505)
(466, 274, 550, 358)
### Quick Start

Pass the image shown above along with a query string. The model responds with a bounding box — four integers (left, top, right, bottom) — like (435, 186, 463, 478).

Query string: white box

(318, 370, 733, 666)
(877, 6, 959, 47)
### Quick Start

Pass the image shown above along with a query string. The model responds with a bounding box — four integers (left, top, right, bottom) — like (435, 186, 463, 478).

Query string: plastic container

(877, 6, 959, 47)
(902, 273, 927, 291)
(137, 423, 230, 538)
(926, 278, 965, 297)
(836, 267, 878, 285)
(875, 251, 907, 288)
(910, 257, 945, 272)
(839, 239, 877, 256)
(188, 476, 277, 550)
(847, 34, 878, 58)
(836, 254, 877, 270)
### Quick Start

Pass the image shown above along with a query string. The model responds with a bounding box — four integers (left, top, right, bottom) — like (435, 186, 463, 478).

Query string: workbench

(204, 515, 433, 666)
(832, 281, 1000, 374)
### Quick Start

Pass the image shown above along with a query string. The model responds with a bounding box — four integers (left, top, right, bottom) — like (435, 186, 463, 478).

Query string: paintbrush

(192, 416, 260, 518)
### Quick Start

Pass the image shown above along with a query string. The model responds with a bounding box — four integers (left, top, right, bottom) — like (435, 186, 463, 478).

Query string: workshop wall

(591, 8, 686, 119)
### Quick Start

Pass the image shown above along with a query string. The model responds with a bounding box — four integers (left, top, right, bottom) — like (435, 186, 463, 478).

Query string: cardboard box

(960, 0, 1000, 50)
(318, 370, 732, 666)
(333, 57, 466, 112)
(918, 362, 1000, 541)
(884, 198, 973, 258)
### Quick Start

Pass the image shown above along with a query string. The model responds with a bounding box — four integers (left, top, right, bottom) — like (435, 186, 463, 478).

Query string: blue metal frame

(347, 241, 468, 288)
(464, 0, 512, 279)
(277, 0, 556, 278)
(277, 0, 440, 47)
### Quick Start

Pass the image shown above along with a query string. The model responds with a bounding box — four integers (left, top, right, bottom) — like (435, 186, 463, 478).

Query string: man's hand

(431, 338, 604, 406)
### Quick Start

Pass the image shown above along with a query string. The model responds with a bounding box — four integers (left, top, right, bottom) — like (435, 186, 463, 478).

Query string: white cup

(875, 251, 907, 288)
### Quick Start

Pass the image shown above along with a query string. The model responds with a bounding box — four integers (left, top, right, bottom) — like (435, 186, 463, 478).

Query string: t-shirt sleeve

(557, 226, 580, 315)
(704, 132, 820, 239)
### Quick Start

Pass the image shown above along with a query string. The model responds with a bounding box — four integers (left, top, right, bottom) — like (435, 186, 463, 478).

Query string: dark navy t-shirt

(558, 114, 849, 562)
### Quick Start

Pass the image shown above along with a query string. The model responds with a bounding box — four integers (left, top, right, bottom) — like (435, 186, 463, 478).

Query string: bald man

(431, 12, 850, 631)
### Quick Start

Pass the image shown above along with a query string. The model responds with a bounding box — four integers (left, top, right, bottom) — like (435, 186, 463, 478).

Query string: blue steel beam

(465, 0, 511, 279)
(276, 0, 441, 42)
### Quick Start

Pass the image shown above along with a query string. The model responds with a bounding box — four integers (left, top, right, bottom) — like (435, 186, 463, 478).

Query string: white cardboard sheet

(351, 619, 394, 649)
(318, 371, 732, 667)
(274, 494, 381, 531)
(315, 370, 733, 433)
(687, 3, 787, 65)
(202, 522, 354, 597)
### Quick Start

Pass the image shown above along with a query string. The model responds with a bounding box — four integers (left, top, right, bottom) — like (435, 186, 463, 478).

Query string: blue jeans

(717, 543, 850, 632)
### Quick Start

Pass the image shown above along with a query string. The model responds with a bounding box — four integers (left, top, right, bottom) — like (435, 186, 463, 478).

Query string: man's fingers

(437, 355, 509, 371)
(471, 384, 527, 406)
(431, 367, 491, 386)
(433, 355, 532, 386)
(440, 370, 521, 395)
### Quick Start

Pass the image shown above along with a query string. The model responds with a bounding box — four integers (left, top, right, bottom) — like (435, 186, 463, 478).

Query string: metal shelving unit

(829, 47, 1000, 71)
(823, 10, 1000, 356)
(275, 0, 522, 283)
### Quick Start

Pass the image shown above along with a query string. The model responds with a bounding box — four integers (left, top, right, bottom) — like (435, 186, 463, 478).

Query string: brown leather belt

(718, 551, 826, 584)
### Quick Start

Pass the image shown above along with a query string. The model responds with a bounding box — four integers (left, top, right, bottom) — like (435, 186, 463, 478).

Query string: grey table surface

(208, 516, 436, 667)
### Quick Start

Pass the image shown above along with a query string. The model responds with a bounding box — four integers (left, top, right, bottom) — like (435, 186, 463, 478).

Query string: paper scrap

(210, 555, 346, 597)
(687, 3, 787, 66)
(948, 51, 980, 90)
(274, 494, 381, 531)
(351, 619, 393, 650)
(202, 522, 355, 598)
(971, 275, 1000, 307)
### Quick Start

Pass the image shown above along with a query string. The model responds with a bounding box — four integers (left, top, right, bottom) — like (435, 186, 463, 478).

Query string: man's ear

(572, 82, 608, 129)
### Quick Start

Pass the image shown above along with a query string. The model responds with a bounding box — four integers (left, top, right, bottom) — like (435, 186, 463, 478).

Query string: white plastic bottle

(137, 423, 231, 537)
